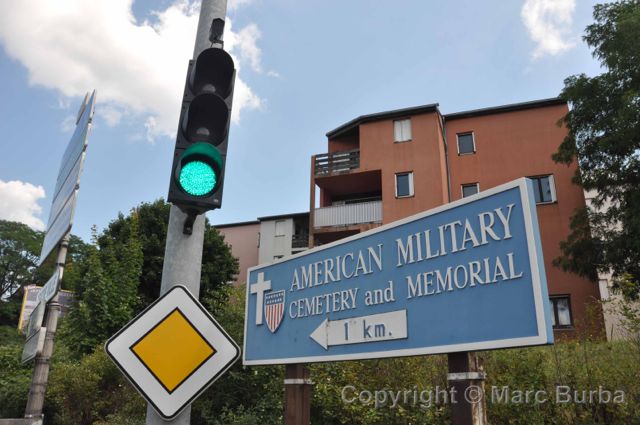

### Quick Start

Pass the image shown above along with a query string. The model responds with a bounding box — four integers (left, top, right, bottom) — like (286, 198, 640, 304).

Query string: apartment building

(309, 98, 603, 337)
(216, 212, 309, 285)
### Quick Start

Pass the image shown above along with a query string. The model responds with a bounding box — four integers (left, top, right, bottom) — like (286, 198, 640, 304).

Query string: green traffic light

(179, 160, 217, 196)
(176, 142, 223, 197)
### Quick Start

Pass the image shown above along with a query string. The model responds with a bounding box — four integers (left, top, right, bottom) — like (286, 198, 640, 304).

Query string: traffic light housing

(168, 46, 235, 226)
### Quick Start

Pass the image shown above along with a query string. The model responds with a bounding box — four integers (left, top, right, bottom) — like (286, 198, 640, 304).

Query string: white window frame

(395, 172, 414, 198)
(456, 132, 476, 155)
(275, 220, 287, 237)
(393, 119, 412, 143)
(461, 183, 480, 198)
(529, 175, 557, 204)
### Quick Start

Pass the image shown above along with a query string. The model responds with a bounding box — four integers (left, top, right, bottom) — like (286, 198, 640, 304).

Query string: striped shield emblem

(264, 290, 285, 333)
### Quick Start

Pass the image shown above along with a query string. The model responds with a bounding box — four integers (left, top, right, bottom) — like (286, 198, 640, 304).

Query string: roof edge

(444, 97, 566, 120)
(214, 220, 260, 229)
(257, 211, 309, 222)
(326, 103, 440, 139)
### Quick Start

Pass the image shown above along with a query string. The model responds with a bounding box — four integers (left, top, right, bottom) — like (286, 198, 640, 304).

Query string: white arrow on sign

(310, 309, 408, 350)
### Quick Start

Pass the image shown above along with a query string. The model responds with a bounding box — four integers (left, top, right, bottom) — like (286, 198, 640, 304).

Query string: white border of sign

(243, 178, 551, 365)
(105, 285, 240, 420)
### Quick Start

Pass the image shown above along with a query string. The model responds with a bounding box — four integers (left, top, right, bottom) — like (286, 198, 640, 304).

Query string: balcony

(291, 233, 309, 249)
(314, 149, 359, 176)
(314, 200, 382, 228)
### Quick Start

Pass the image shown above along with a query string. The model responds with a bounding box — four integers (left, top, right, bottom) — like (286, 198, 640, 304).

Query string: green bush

(0, 328, 32, 418)
(3, 292, 639, 425)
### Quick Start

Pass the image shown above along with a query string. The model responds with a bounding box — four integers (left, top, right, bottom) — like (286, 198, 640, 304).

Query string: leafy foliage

(193, 284, 284, 425)
(553, 1, 640, 297)
(61, 215, 143, 357)
(0, 218, 89, 326)
(0, 327, 32, 418)
(96, 199, 239, 305)
(0, 220, 43, 325)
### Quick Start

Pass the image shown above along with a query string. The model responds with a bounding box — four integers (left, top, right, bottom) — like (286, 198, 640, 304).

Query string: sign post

(21, 91, 96, 422)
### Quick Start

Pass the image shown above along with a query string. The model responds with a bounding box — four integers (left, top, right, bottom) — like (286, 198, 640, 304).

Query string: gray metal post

(145, 1, 227, 423)
(24, 237, 68, 420)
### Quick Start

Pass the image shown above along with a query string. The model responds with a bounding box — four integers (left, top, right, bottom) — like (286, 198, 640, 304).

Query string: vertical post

(146, 1, 227, 423)
(284, 364, 312, 425)
(24, 237, 68, 419)
(447, 352, 487, 425)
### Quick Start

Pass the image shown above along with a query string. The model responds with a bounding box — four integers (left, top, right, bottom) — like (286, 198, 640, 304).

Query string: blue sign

(244, 179, 553, 365)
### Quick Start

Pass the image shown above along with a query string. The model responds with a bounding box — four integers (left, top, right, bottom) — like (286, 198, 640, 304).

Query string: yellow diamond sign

(105, 285, 240, 420)
(131, 308, 215, 393)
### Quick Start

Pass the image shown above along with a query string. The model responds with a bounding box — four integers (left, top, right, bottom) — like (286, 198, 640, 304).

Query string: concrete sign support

(141, 2, 231, 424)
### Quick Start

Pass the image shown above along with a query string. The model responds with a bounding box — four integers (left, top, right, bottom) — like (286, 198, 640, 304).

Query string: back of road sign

(244, 178, 554, 365)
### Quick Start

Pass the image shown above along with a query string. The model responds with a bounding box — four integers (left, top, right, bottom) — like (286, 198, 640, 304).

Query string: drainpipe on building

(438, 110, 452, 203)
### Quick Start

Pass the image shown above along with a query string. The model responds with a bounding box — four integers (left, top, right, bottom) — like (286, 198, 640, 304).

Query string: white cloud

(60, 115, 77, 133)
(229, 0, 255, 11)
(228, 23, 262, 73)
(521, 0, 577, 59)
(0, 0, 263, 141)
(0, 180, 46, 231)
(98, 104, 125, 127)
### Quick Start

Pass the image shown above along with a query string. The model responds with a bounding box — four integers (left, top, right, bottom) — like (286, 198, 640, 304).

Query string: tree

(0, 220, 42, 300)
(61, 199, 239, 355)
(553, 0, 640, 298)
(97, 199, 238, 305)
(0, 219, 91, 326)
(63, 217, 143, 356)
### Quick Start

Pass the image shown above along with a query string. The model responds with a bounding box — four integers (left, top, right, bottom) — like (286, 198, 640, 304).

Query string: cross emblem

(250, 272, 271, 325)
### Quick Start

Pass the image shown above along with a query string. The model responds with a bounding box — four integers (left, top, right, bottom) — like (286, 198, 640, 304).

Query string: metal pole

(145, 1, 227, 423)
(24, 237, 68, 419)
(447, 352, 488, 425)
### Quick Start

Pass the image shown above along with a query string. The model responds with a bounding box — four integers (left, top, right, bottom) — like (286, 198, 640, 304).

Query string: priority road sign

(105, 285, 240, 420)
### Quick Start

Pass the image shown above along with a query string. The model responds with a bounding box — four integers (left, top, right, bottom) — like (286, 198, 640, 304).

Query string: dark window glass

(462, 184, 478, 198)
(550, 296, 572, 328)
(457, 133, 475, 154)
(396, 173, 411, 197)
(531, 176, 553, 203)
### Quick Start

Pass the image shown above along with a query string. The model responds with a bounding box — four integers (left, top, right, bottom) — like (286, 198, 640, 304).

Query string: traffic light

(168, 42, 235, 231)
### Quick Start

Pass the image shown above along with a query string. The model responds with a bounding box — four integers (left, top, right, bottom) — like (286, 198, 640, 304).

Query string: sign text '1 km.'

(243, 178, 554, 365)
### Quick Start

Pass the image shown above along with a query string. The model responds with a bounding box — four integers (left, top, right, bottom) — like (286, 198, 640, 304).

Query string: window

(457, 132, 475, 155)
(395, 172, 414, 198)
(275, 220, 287, 236)
(529, 175, 556, 204)
(550, 296, 572, 328)
(394, 119, 412, 142)
(461, 183, 479, 198)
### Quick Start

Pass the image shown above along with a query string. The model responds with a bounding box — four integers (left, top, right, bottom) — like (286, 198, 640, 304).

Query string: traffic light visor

(176, 142, 223, 197)
(182, 93, 229, 145)
(189, 48, 234, 97)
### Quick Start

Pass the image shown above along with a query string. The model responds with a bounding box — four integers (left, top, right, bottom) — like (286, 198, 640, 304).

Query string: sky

(0, 0, 604, 242)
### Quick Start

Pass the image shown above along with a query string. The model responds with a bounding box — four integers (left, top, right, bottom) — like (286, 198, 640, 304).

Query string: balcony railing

(314, 200, 382, 228)
(291, 233, 309, 249)
(314, 149, 359, 176)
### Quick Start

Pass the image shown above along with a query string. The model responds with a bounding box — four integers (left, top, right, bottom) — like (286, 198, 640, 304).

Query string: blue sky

(0, 0, 602, 242)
